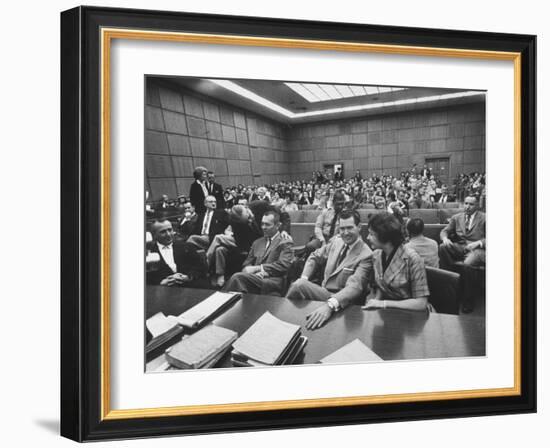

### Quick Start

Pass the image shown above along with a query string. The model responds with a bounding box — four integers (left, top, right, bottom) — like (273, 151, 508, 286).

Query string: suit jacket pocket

(337, 267, 354, 289)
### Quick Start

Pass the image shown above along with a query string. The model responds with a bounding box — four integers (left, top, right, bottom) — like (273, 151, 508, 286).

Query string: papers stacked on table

(145, 291, 241, 355)
(165, 324, 239, 369)
(176, 291, 241, 329)
(145, 312, 184, 354)
(319, 339, 382, 364)
(231, 312, 307, 367)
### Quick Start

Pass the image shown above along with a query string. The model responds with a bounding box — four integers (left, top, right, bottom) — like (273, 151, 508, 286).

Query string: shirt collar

(266, 231, 280, 241)
(156, 241, 172, 250)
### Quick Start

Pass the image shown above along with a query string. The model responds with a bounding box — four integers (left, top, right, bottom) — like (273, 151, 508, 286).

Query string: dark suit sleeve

(146, 247, 172, 285)
(174, 242, 207, 281)
(280, 211, 291, 233)
(262, 241, 294, 277)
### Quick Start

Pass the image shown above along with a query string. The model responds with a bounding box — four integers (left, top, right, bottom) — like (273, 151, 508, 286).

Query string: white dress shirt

(201, 209, 214, 235)
(156, 242, 176, 273)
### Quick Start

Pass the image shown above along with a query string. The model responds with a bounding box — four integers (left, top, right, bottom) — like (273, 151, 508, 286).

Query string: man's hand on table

(305, 304, 333, 330)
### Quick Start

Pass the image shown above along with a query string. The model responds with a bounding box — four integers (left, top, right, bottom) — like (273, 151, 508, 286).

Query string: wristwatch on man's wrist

(327, 297, 340, 312)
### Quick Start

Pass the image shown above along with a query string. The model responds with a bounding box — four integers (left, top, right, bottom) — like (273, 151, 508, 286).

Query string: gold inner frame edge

(99, 28, 522, 420)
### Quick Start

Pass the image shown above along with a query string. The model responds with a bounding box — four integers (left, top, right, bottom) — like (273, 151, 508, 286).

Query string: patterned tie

(336, 244, 349, 267)
(466, 214, 471, 231)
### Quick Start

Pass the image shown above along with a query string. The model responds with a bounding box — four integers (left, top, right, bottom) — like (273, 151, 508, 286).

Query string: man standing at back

(286, 209, 373, 330)
(223, 210, 294, 296)
(206, 171, 225, 209)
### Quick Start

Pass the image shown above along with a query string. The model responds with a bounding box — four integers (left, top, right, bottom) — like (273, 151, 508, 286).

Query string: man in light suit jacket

(286, 209, 373, 330)
(439, 196, 486, 269)
(223, 210, 294, 296)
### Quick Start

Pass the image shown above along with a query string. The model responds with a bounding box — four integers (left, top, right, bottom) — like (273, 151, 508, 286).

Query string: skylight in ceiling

(285, 83, 407, 103)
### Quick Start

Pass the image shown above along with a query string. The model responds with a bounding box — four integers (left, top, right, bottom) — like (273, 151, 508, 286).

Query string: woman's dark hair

(368, 212, 404, 247)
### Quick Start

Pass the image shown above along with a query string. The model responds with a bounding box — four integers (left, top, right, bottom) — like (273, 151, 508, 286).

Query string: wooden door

(425, 157, 450, 185)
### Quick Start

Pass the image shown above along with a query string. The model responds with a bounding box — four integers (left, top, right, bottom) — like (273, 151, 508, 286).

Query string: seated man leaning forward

(362, 212, 430, 312)
(286, 209, 373, 330)
(223, 210, 294, 296)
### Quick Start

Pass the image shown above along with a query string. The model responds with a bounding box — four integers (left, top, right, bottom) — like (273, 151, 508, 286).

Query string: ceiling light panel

(285, 83, 407, 103)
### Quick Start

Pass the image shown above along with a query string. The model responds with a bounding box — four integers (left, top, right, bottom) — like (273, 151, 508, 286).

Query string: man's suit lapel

(469, 212, 480, 232)
(260, 233, 280, 263)
(325, 238, 342, 279)
(458, 213, 467, 234)
(327, 239, 363, 280)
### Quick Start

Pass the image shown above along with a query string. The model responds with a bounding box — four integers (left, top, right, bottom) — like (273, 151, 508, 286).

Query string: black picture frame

(61, 5, 536, 442)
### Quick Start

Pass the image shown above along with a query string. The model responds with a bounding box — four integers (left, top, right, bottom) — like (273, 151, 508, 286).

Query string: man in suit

(146, 220, 208, 287)
(177, 201, 198, 241)
(286, 209, 373, 330)
(306, 189, 347, 253)
(405, 218, 439, 268)
(156, 194, 173, 210)
(207, 171, 225, 209)
(206, 204, 262, 288)
(189, 166, 209, 214)
(439, 195, 486, 269)
(223, 210, 294, 296)
(187, 195, 228, 250)
(436, 185, 456, 204)
(408, 187, 432, 209)
(439, 196, 486, 313)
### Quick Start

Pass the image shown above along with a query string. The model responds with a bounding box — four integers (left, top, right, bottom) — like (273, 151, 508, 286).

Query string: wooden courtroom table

(146, 286, 485, 371)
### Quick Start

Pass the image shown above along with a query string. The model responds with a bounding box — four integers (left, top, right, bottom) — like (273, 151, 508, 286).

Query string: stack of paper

(177, 291, 241, 329)
(231, 312, 307, 367)
(319, 339, 383, 365)
(145, 312, 184, 354)
(165, 325, 238, 369)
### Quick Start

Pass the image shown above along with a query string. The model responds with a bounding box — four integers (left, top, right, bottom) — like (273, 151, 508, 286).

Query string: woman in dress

(363, 212, 430, 311)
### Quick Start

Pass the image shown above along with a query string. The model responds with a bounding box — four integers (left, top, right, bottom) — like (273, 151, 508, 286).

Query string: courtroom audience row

(147, 172, 486, 319)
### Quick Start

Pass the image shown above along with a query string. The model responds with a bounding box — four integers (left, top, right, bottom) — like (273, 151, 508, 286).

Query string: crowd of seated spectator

(147, 165, 486, 217)
(145, 164, 486, 321)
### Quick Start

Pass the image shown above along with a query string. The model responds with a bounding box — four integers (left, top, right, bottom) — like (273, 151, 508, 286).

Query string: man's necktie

(336, 244, 349, 266)
(465, 214, 471, 231)
(328, 211, 339, 238)
(265, 237, 271, 251)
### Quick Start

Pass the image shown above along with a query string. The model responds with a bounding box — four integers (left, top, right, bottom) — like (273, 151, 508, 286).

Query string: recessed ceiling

(154, 76, 485, 124)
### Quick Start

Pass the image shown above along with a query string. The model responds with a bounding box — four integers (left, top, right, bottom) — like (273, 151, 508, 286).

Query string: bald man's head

(151, 220, 174, 246)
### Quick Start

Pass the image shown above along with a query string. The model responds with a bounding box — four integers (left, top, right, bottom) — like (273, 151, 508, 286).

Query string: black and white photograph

(144, 76, 487, 372)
